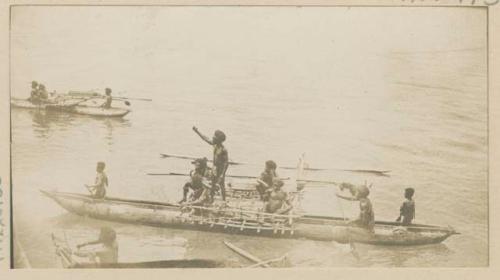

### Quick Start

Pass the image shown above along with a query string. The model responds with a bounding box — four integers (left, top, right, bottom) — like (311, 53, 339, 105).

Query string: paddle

(160, 153, 390, 176)
(147, 172, 290, 180)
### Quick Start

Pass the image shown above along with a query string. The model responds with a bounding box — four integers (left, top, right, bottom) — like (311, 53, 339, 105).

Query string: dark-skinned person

(73, 226, 119, 264)
(192, 126, 229, 201)
(337, 182, 375, 232)
(256, 160, 278, 201)
(396, 187, 416, 226)
(101, 88, 113, 109)
(85, 161, 108, 199)
(179, 157, 212, 204)
(265, 179, 293, 214)
(182, 175, 214, 216)
(29, 81, 40, 103)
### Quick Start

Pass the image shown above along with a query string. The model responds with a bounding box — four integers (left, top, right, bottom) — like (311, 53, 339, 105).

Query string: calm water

(10, 7, 487, 268)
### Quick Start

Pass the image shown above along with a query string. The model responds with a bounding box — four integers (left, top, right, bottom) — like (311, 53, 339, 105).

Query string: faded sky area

(10, 6, 486, 98)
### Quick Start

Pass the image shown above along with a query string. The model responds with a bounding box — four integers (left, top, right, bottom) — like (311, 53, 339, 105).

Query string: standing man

(85, 161, 109, 199)
(192, 126, 229, 201)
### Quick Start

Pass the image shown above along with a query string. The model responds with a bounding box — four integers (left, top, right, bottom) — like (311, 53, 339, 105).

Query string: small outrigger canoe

(41, 190, 458, 246)
(72, 105, 130, 117)
(52, 234, 224, 268)
(11, 98, 130, 117)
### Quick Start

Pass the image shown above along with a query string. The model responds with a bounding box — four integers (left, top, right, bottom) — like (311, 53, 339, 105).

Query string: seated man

(73, 226, 119, 264)
(85, 161, 108, 199)
(102, 88, 113, 109)
(337, 182, 375, 232)
(396, 188, 415, 226)
(256, 160, 278, 201)
(265, 180, 292, 214)
(28, 81, 40, 103)
(38, 84, 49, 100)
(179, 157, 211, 203)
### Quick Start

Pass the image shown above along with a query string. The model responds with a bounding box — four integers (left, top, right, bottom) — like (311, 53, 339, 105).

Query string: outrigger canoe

(41, 190, 458, 246)
(11, 98, 130, 117)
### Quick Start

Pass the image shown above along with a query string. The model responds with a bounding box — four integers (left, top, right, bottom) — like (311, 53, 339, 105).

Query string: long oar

(160, 153, 390, 176)
(223, 241, 270, 268)
(147, 172, 290, 180)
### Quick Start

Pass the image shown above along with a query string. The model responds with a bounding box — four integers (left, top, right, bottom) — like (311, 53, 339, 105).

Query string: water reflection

(15, 108, 132, 141)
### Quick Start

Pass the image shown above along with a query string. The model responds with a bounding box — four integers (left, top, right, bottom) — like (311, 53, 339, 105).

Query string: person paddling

(337, 182, 375, 232)
(73, 226, 119, 264)
(85, 162, 109, 199)
(192, 126, 229, 201)
(396, 188, 415, 226)
(101, 88, 113, 109)
(179, 157, 212, 203)
(256, 160, 278, 201)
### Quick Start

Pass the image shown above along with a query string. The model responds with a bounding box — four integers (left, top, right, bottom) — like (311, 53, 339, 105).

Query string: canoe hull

(72, 106, 130, 117)
(41, 190, 457, 246)
(11, 99, 130, 117)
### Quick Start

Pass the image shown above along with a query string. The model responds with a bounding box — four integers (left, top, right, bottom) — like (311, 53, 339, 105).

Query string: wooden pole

(223, 241, 270, 268)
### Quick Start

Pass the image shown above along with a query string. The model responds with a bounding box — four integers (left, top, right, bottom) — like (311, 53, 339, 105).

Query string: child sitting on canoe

(396, 188, 416, 226)
(256, 160, 279, 201)
(265, 179, 293, 214)
(179, 157, 212, 203)
(85, 161, 108, 199)
(337, 182, 375, 232)
(72, 226, 119, 264)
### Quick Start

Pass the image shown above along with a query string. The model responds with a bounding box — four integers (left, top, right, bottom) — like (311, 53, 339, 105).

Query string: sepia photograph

(4, 2, 493, 270)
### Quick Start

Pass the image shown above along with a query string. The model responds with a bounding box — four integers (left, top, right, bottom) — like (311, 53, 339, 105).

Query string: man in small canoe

(265, 180, 293, 214)
(256, 160, 278, 201)
(85, 161, 109, 199)
(396, 187, 415, 226)
(337, 182, 375, 232)
(178, 157, 212, 204)
(72, 226, 119, 264)
(28, 81, 41, 103)
(102, 88, 113, 109)
(192, 126, 229, 201)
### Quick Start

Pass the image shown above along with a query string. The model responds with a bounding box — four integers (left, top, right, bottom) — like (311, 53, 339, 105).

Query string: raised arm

(335, 192, 358, 201)
(192, 126, 214, 145)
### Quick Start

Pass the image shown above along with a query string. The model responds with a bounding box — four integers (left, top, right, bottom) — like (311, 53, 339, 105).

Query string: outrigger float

(41, 190, 459, 246)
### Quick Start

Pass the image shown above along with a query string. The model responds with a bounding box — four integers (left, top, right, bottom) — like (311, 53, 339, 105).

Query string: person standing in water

(192, 126, 229, 201)
(74, 226, 119, 264)
(85, 162, 109, 199)
(396, 188, 415, 226)
(101, 88, 113, 109)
